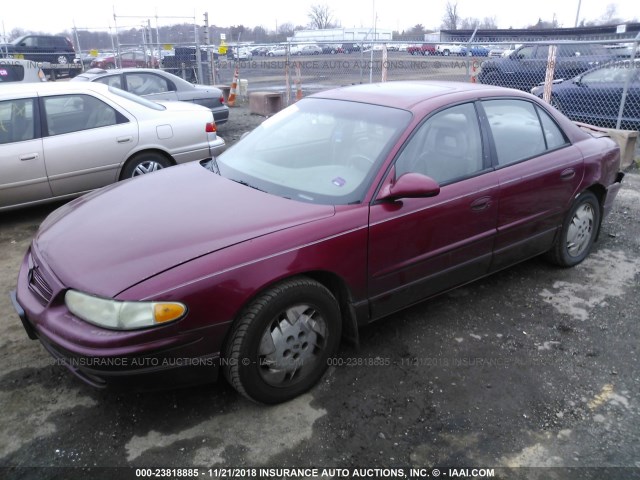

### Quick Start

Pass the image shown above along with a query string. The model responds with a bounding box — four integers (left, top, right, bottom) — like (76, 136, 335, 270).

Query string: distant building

(290, 28, 393, 43)
(437, 22, 640, 43)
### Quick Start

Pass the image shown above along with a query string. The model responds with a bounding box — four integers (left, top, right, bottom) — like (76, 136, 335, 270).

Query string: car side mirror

(378, 173, 441, 201)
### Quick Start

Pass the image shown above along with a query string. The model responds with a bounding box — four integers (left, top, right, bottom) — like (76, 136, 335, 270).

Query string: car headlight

(65, 290, 186, 330)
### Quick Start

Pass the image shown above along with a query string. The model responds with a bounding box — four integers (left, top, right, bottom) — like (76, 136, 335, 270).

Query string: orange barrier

(228, 66, 239, 106)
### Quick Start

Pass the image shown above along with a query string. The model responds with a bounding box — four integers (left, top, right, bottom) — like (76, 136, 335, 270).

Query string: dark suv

(0, 35, 77, 77)
(478, 43, 614, 91)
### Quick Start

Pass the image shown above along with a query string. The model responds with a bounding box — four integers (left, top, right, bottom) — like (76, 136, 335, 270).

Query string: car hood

(35, 162, 335, 297)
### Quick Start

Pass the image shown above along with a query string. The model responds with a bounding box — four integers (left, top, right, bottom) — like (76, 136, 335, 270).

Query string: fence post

(542, 45, 557, 104)
(616, 32, 640, 130)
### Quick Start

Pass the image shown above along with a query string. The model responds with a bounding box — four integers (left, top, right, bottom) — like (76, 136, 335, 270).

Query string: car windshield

(216, 98, 412, 205)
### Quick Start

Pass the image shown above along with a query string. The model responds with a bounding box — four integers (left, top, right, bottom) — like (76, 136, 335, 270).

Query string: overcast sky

(1, 0, 637, 35)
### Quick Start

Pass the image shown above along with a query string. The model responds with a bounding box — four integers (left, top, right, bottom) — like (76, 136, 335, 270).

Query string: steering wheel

(347, 153, 375, 171)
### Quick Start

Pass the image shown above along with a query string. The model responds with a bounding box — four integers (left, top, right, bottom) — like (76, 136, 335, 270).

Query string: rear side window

(125, 73, 170, 95)
(536, 106, 568, 150)
(43, 94, 122, 135)
(483, 99, 546, 166)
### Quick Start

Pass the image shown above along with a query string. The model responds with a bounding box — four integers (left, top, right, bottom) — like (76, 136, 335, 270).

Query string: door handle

(561, 168, 576, 180)
(117, 136, 133, 143)
(20, 153, 39, 161)
(471, 196, 492, 211)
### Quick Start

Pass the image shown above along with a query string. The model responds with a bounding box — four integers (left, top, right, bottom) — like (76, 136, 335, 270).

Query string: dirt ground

(0, 103, 639, 480)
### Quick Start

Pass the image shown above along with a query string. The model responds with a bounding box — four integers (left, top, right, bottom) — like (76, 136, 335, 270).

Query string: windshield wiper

(233, 179, 266, 193)
(203, 158, 220, 174)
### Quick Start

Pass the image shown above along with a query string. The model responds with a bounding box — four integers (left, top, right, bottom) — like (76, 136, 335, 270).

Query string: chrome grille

(29, 266, 53, 305)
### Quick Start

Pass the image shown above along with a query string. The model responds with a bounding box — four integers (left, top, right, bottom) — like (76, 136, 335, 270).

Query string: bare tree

(441, 1, 460, 30)
(308, 4, 335, 30)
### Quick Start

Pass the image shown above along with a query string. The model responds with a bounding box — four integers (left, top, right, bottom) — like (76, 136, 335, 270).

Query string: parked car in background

(460, 45, 490, 57)
(478, 43, 614, 91)
(321, 44, 343, 54)
(0, 34, 77, 78)
(296, 44, 322, 55)
(604, 43, 640, 59)
(267, 46, 287, 57)
(0, 82, 225, 211)
(341, 43, 361, 53)
(11, 81, 623, 405)
(250, 46, 270, 56)
(531, 59, 640, 130)
(72, 68, 229, 125)
(488, 43, 522, 58)
(436, 44, 465, 56)
(407, 44, 436, 56)
(90, 50, 158, 69)
(0, 58, 46, 83)
(232, 47, 253, 60)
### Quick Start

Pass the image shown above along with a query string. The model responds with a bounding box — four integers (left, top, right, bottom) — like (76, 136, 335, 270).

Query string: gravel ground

(0, 103, 639, 480)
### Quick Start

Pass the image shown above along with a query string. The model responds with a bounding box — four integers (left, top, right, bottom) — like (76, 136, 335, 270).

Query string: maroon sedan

(12, 82, 624, 404)
(90, 50, 158, 70)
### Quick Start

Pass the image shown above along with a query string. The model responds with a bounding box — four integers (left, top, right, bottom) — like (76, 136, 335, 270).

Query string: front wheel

(223, 277, 342, 404)
(121, 152, 172, 179)
(547, 191, 600, 267)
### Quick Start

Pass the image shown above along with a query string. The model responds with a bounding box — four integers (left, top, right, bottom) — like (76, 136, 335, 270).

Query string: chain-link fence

(191, 39, 638, 132)
(3, 35, 637, 131)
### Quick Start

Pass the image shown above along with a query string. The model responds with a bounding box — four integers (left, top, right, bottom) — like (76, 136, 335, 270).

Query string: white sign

(220, 33, 226, 40)
(616, 24, 627, 34)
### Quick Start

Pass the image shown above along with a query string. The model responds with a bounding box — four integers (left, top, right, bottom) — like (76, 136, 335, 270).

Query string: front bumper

(11, 248, 226, 391)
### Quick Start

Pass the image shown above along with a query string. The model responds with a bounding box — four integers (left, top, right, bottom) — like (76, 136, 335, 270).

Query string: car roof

(74, 68, 192, 86)
(0, 81, 112, 97)
(310, 81, 517, 110)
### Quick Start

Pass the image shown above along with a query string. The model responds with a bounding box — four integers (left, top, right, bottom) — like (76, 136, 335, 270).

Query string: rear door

(481, 98, 584, 271)
(0, 96, 49, 209)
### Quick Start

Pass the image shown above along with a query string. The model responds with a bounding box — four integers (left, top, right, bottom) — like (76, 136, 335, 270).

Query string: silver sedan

(72, 68, 229, 125)
(0, 82, 225, 211)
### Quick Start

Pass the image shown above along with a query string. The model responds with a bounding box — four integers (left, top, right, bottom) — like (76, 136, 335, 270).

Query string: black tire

(443, 49, 450, 56)
(121, 152, 172, 179)
(547, 191, 601, 267)
(223, 277, 342, 404)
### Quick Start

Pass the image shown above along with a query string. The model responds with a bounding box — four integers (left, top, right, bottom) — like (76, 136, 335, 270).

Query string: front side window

(395, 103, 484, 185)
(483, 99, 548, 166)
(0, 98, 36, 144)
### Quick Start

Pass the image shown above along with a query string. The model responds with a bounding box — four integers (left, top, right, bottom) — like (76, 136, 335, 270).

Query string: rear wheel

(121, 152, 172, 179)
(223, 277, 341, 404)
(547, 191, 600, 267)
